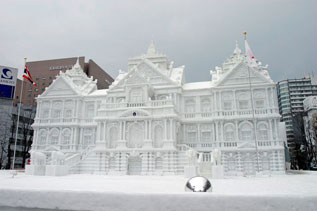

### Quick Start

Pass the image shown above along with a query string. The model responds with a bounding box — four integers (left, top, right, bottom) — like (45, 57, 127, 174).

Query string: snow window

(187, 132, 197, 142)
(130, 88, 143, 103)
(41, 109, 49, 118)
(52, 110, 61, 118)
(62, 129, 71, 146)
(201, 131, 211, 142)
(185, 100, 196, 113)
(109, 127, 118, 148)
(83, 129, 93, 146)
(64, 109, 72, 118)
(255, 100, 265, 108)
(201, 99, 211, 112)
(50, 129, 59, 145)
(240, 123, 252, 141)
(39, 130, 47, 145)
(154, 125, 163, 148)
(224, 125, 235, 142)
(86, 104, 95, 119)
(239, 100, 249, 110)
(223, 101, 232, 110)
(258, 124, 268, 140)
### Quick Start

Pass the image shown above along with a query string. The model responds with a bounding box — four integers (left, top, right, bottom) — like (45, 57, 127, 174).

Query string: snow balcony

(182, 108, 279, 120)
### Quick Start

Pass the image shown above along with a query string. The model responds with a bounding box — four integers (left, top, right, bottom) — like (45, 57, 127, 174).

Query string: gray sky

(0, 0, 316, 83)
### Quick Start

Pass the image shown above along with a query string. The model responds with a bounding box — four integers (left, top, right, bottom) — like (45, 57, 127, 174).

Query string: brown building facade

(14, 57, 113, 106)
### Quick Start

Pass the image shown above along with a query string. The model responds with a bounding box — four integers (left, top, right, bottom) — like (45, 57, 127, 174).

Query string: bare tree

(18, 106, 35, 168)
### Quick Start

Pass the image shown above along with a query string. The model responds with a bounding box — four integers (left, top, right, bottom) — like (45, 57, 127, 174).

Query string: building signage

(49, 65, 73, 71)
(0, 65, 18, 99)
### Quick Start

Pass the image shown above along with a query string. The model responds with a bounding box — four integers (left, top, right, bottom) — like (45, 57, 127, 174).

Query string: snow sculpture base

(212, 165, 224, 179)
(184, 166, 198, 178)
(25, 165, 46, 176)
(45, 165, 68, 176)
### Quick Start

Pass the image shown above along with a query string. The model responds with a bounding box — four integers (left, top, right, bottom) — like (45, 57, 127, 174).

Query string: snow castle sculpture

(30, 40, 286, 176)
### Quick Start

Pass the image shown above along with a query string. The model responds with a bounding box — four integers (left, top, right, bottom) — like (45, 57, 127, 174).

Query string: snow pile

(0, 171, 316, 211)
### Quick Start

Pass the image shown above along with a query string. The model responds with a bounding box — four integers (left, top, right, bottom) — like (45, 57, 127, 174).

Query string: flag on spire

(244, 34, 257, 67)
(23, 63, 37, 86)
(245, 39, 255, 60)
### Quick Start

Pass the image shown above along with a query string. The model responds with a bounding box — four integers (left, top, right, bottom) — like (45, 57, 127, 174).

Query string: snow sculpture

(51, 151, 66, 165)
(211, 149, 224, 179)
(184, 149, 199, 178)
(186, 149, 198, 166)
(31, 151, 46, 165)
(46, 151, 68, 176)
(212, 149, 222, 166)
(25, 151, 46, 175)
(31, 41, 286, 176)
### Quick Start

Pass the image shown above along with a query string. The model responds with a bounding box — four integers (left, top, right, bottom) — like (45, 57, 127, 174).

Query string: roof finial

(147, 40, 156, 55)
(74, 57, 80, 68)
(234, 40, 241, 54)
(243, 31, 247, 40)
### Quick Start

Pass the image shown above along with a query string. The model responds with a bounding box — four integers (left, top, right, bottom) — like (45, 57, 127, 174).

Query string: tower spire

(147, 40, 156, 55)
(233, 40, 241, 54)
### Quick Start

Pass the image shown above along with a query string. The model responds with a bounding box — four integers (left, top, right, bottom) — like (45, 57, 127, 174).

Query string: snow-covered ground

(0, 171, 316, 211)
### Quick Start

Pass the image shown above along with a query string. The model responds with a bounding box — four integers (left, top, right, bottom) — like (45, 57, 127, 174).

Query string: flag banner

(245, 40, 257, 67)
(23, 64, 37, 86)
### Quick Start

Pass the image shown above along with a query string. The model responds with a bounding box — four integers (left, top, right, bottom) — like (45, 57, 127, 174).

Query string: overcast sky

(0, 0, 316, 83)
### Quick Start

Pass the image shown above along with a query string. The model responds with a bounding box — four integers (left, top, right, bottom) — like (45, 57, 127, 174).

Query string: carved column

(269, 119, 273, 141)
(170, 119, 173, 140)
(235, 120, 239, 141)
(164, 119, 167, 140)
(149, 120, 152, 140)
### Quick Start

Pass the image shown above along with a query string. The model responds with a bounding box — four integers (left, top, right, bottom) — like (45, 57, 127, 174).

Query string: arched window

(201, 98, 211, 113)
(224, 124, 235, 142)
(38, 130, 47, 146)
(201, 124, 212, 142)
(61, 129, 71, 146)
(128, 122, 144, 148)
(64, 101, 73, 118)
(239, 123, 253, 141)
(130, 88, 143, 103)
(254, 91, 266, 109)
(185, 99, 196, 113)
(222, 93, 233, 110)
(52, 101, 62, 118)
(49, 129, 59, 145)
(41, 102, 50, 118)
(154, 125, 163, 148)
(237, 92, 250, 110)
(187, 125, 197, 142)
(83, 128, 94, 146)
(258, 123, 269, 140)
(109, 127, 118, 148)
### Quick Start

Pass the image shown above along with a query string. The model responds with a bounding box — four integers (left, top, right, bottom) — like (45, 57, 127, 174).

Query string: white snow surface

(0, 171, 317, 211)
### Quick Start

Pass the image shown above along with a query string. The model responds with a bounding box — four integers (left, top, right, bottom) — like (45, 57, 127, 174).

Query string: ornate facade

(31, 41, 286, 176)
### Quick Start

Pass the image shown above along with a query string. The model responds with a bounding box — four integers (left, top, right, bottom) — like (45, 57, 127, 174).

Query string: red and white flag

(23, 64, 37, 86)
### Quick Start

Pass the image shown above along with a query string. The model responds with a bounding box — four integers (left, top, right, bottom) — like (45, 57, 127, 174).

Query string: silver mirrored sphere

(185, 176, 212, 192)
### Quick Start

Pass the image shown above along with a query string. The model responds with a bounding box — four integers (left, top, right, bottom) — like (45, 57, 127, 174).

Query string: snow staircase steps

(69, 151, 101, 174)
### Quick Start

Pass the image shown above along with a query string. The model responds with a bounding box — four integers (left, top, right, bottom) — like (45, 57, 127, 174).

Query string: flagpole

(12, 57, 27, 170)
(244, 32, 260, 173)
